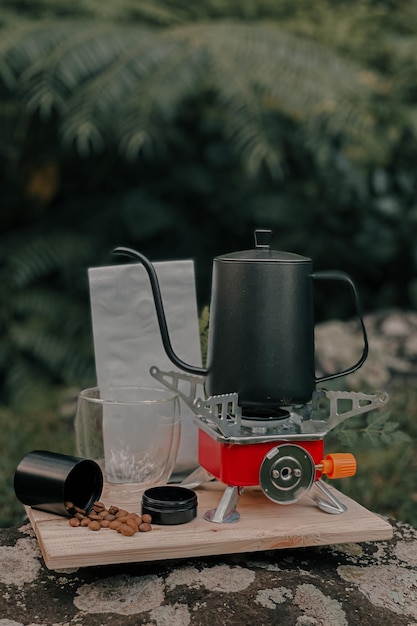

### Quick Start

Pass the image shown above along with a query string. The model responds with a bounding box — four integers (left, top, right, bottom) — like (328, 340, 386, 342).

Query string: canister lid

(141, 486, 197, 525)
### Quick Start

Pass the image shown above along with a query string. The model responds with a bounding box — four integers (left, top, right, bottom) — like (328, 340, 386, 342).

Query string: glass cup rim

(78, 385, 179, 405)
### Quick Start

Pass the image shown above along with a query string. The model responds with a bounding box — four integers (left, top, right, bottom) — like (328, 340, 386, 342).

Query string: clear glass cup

(74, 386, 180, 504)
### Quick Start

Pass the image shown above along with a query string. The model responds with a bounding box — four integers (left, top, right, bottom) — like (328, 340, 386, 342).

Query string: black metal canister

(14, 450, 103, 516)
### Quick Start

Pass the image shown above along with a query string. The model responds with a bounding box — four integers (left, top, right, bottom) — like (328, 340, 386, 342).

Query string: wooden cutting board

(26, 482, 393, 570)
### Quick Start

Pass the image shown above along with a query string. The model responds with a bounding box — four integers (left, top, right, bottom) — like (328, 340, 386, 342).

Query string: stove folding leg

(203, 485, 242, 523)
(309, 479, 347, 514)
(178, 466, 214, 489)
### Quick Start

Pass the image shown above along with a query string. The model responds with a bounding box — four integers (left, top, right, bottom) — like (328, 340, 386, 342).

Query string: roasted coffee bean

(139, 522, 152, 532)
(87, 512, 101, 521)
(119, 524, 136, 536)
(126, 518, 138, 532)
(141, 514, 152, 524)
(69, 517, 80, 527)
(109, 520, 122, 531)
(88, 520, 101, 531)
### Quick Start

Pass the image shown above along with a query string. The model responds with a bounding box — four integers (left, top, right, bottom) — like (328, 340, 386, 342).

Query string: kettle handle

(312, 271, 369, 383)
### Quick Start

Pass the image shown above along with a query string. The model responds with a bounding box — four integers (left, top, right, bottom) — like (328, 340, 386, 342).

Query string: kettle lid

(215, 229, 311, 263)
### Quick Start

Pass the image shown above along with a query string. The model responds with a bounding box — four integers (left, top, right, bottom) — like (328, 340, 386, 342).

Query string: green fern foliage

(0, 17, 386, 176)
(198, 306, 210, 367)
(0, 230, 97, 408)
(330, 409, 412, 449)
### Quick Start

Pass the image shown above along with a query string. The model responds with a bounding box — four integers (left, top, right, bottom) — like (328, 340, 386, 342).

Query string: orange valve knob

(319, 453, 357, 479)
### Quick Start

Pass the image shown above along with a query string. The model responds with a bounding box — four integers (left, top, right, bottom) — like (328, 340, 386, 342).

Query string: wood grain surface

(26, 482, 393, 570)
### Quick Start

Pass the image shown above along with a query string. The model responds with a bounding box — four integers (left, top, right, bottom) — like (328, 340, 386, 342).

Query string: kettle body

(113, 229, 368, 411)
(206, 245, 315, 408)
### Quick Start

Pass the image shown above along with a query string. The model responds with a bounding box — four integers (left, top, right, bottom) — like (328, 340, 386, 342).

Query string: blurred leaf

(0, 19, 387, 176)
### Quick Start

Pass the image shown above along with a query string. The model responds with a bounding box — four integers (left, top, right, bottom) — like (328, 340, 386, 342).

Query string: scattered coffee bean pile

(65, 501, 152, 536)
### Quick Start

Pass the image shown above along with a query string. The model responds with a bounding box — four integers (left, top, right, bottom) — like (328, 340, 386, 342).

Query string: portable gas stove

(151, 366, 388, 523)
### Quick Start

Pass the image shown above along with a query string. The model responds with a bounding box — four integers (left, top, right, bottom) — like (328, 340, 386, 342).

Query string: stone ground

(0, 517, 416, 625)
(315, 309, 417, 390)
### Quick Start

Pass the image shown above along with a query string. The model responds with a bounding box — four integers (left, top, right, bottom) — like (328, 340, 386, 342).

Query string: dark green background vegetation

(1, 0, 416, 527)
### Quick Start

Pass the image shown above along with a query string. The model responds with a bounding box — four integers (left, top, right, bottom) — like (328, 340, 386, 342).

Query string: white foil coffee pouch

(88, 260, 202, 480)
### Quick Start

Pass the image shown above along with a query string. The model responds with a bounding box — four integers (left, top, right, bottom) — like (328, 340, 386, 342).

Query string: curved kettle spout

(112, 246, 207, 377)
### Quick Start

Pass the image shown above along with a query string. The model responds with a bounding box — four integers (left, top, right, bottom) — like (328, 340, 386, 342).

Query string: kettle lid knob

(254, 229, 273, 249)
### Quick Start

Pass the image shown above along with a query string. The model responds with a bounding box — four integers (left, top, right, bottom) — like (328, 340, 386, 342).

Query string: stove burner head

(241, 407, 291, 421)
(240, 406, 301, 436)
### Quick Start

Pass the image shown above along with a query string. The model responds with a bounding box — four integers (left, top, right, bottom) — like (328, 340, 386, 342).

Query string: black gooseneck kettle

(113, 229, 368, 411)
